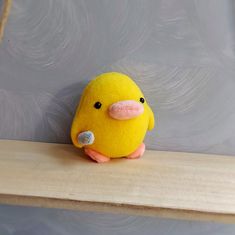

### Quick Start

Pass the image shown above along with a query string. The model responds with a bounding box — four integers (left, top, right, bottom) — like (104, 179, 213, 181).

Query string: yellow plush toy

(71, 72, 155, 163)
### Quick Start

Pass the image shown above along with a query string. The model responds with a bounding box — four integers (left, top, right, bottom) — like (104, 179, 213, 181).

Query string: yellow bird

(71, 72, 155, 163)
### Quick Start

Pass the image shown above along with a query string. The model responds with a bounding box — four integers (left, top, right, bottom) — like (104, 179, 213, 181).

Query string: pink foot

(127, 143, 145, 159)
(84, 148, 110, 163)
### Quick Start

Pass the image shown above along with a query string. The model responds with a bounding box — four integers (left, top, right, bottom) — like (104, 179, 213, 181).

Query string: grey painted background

(1, 0, 235, 234)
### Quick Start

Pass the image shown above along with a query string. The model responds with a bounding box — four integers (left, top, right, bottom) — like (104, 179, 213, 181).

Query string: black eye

(140, 97, 145, 103)
(94, 101, 102, 109)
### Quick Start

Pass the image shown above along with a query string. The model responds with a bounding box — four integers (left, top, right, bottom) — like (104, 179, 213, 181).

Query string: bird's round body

(71, 72, 155, 162)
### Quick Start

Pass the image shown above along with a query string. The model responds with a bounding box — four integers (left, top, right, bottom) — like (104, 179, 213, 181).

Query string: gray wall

(1, 0, 235, 234)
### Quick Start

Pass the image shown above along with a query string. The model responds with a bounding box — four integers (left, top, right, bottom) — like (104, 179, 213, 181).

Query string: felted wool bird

(71, 72, 155, 163)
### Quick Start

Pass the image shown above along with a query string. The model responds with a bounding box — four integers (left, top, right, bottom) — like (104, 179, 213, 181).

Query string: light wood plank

(0, 140, 235, 223)
(0, 0, 11, 41)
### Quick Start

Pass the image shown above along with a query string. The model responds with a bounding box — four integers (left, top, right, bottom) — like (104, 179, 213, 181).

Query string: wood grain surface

(0, 0, 11, 41)
(0, 140, 235, 223)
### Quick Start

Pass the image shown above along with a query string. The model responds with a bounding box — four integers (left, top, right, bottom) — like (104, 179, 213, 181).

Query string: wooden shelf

(0, 140, 235, 223)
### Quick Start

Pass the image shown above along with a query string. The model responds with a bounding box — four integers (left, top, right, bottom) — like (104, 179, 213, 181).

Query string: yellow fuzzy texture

(71, 72, 155, 158)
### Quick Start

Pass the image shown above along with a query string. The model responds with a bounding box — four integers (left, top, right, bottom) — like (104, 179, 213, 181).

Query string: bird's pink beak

(108, 100, 144, 120)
